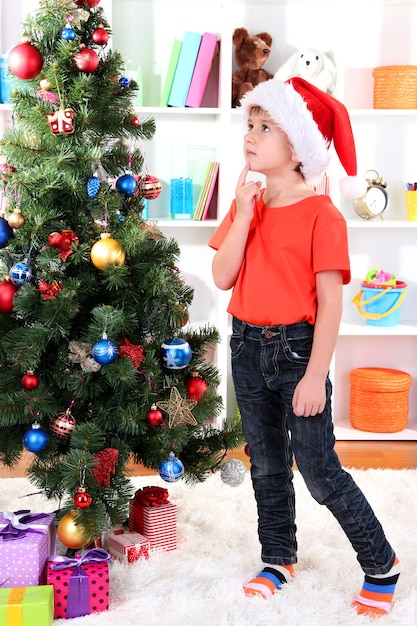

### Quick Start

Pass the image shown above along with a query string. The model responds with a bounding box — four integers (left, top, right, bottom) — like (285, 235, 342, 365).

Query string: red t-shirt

(209, 192, 350, 326)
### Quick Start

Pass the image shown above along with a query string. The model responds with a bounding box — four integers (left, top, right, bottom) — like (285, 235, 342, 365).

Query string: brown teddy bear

(232, 27, 274, 108)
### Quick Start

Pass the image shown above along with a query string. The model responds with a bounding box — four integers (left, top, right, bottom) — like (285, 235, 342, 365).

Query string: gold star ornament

(156, 386, 197, 427)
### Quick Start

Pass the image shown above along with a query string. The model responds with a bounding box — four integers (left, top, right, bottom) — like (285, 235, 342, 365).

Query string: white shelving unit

(2, 0, 417, 440)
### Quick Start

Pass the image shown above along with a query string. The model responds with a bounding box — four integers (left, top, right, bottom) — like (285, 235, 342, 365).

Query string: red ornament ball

(21, 370, 40, 390)
(76, 0, 101, 7)
(8, 41, 43, 80)
(0, 277, 19, 314)
(138, 174, 162, 200)
(185, 372, 208, 401)
(130, 114, 140, 127)
(74, 47, 99, 73)
(92, 27, 109, 46)
(50, 410, 76, 439)
(244, 443, 251, 457)
(147, 404, 164, 427)
(73, 487, 92, 509)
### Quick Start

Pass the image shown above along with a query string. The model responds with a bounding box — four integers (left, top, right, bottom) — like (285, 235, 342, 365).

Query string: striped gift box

(129, 501, 177, 552)
(107, 532, 150, 563)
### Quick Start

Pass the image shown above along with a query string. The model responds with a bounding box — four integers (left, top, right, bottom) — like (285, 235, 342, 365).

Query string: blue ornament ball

(0, 216, 14, 248)
(116, 173, 137, 198)
(9, 260, 33, 285)
(61, 27, 75, 41)
(119, 77, 130, 88)
(158, 452, 184, 483)
(160, 337, 192, 370)
(23, 424, 49, 453)
(92, 336, 119, 365)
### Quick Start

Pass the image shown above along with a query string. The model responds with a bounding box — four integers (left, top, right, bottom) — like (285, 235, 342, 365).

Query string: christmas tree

(0, 0, 244, 548)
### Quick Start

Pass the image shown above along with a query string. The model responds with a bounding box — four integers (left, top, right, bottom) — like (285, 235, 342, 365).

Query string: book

(185, 32, 218, 108)
(168, 31, 202, 107)
(160, 39, 182, 106)
(194, 162, 219, 220)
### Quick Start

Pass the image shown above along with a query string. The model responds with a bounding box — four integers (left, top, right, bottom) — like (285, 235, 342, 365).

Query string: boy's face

(244, 109, 297, 175)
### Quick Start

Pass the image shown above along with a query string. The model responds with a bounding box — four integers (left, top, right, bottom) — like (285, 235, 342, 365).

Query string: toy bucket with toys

(352, 270, 407, 327)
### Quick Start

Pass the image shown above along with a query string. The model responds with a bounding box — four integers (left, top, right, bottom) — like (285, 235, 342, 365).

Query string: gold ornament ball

(90, 233, 125, 270)
(8, 208, 25, 229)
(40, 77, 52, 91)
(57, 511, 89, 549)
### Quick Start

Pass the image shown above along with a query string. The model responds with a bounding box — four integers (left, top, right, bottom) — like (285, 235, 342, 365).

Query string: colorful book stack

(160, 31, 219, 108)
(194, 161, 219, 220)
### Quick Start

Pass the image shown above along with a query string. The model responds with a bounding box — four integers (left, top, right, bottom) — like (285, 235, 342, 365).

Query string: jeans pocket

(282, 328, 312, 364)
(230, 333, 246, 359)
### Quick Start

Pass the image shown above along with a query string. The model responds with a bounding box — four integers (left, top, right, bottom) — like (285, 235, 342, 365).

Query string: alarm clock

(353, 169, 389, 220)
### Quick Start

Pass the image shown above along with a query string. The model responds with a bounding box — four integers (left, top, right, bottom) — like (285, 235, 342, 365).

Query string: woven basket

(373, 66, 417, 109)
(350, 367, 412, 433)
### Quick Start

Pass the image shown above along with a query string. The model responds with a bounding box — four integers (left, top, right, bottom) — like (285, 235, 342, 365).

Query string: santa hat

(240, 77, 366, 198)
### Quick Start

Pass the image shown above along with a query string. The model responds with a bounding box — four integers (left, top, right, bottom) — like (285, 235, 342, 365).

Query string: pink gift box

(46, 548, 110, 619)
(0, 511, 56, 588)
(129, 487, 177, 552)
(108, 531, 150, 563)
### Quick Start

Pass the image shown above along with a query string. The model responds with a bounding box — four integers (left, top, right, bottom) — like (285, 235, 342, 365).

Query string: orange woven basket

(372, 66, 417, 109)
(350, 367, 412, 433)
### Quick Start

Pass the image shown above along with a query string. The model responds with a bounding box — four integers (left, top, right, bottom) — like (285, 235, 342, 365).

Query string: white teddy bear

(275, 48, 337, 93)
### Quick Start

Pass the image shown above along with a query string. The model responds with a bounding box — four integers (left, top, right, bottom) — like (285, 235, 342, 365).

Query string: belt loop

(239, 320, 246, 340)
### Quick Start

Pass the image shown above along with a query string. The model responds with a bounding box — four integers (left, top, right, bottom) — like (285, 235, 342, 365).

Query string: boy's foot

(243, 564, 295, 598)
(353, 556, 400, 616)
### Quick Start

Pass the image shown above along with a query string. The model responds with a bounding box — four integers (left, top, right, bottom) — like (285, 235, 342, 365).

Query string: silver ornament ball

(220, 459, 246, 487)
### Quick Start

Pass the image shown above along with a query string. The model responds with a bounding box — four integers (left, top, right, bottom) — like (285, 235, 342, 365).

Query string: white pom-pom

(339, 175, 368, 199)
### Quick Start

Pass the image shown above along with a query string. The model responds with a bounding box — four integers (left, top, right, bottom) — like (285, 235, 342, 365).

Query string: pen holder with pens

(404, 189, 417, 221)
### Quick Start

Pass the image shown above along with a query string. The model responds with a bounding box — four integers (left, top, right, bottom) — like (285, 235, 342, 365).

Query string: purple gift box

(0, 510, 56, 588)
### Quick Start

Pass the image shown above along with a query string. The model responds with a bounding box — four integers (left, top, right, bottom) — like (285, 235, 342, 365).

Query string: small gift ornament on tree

(47, 107, 75, 136)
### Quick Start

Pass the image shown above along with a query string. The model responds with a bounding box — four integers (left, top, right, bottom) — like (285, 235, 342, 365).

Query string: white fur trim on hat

(240, 80, 330, 184)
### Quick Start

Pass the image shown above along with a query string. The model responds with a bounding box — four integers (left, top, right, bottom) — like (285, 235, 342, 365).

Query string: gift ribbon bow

(128, 544, 149, 562)
(134, 486, 169, 507)
(50, 548, 110, 619)
(0, 510, 49, 541)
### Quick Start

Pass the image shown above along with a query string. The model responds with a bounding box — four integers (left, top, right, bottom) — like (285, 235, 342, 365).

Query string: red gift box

(128, 486, 177, 552)
(0, 511, 56, 588)
(46, 548, 110, 619)
(108, 531, 150, 563)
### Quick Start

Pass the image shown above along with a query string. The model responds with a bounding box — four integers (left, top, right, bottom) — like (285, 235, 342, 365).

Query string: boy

(209, 78, 400, 616)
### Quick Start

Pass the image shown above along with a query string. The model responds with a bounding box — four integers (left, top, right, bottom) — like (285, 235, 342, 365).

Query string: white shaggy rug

(1, 468, 416, 626)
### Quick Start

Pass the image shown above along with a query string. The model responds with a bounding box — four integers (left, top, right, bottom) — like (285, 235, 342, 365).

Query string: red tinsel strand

(91, 447, 119, 487)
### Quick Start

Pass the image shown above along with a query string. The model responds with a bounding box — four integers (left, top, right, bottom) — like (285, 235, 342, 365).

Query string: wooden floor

(1, 441, 417, 478)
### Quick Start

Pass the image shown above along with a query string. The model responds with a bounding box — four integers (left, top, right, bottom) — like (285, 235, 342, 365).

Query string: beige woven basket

(350, 367, 412, 433)
(373, 66, 417, 109)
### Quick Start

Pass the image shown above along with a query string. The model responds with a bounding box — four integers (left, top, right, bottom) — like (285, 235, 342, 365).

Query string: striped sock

(353, 557, 400, 616)
(243, 564, 295, 598)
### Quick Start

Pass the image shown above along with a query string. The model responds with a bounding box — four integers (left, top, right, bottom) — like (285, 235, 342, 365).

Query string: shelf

(335, 420, 417, 441)
(346, 219, 417, 228)
(153, 219, 219, 228)
(136, 107, 221, 117)
(339, 321, 417, 336)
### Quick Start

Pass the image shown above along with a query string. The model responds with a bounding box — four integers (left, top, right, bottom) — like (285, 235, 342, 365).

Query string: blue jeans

(231, 317, 395, 575)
